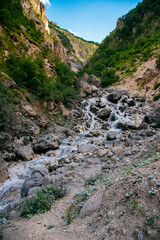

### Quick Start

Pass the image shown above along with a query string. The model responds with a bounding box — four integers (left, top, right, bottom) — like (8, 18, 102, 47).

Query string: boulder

(97, 108, 112, 120)
(107, 90, 126, 104)
(21, 173, 43, 197)
(107, 131, 118, 140)
(80, 73, 101, 87)
(80, 81, 92, 95)
(112, 146, 124, 155)
(39, 117, 48, 127)
(80, 188, 104, 217)
(21, 167, 51, 197)
(21, 100, 37, 117)
(29, 125, 40, 137)
(97, 148, 108, 157)
(17, 145, 34, 161)
(77, 144, 97, 153)
(34, 134, 60, 152)
(59, 102, 70, 117)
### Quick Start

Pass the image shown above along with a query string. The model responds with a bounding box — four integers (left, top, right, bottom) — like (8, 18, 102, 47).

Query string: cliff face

(21, 0, 50, 34)
(49, 22, 99, 72)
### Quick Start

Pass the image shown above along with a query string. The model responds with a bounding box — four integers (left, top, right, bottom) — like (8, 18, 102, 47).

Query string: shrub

(17, 183, 67, 218)
(156, 55, 160, 69)
(154, 93, 160, 101)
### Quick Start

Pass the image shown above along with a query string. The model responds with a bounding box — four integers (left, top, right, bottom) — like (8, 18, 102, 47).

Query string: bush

(17, 183, 67, 218)
(156, 55, 160, 69)
(0, 82, 15, 131)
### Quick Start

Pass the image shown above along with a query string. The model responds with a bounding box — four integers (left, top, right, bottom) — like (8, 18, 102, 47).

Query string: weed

(17, 183, 67, 218)
(146, 216, 156, 226)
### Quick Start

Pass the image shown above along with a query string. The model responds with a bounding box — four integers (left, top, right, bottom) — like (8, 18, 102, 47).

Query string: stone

(29, 126, 40, 137)
(17, 145, 34, 161)
(21, 100, 37, 117)
(34, 134, 60, 152)
(80, 188, 104, 217)
(77, 144, 97, 153)
(97, 148, 108, 157)
(65, 171, 75, 177)
(97, 108, 112, 120)
(112, 146, 124, 155)
(39, 118, 47, 127)
(107, 131, 117, 140)
(21, 173, 43, 197)
(107, 90, 126, 104)
(80, 73, 101, 88)
(157, 146, 160, 152)
(59, 102, 70, 117)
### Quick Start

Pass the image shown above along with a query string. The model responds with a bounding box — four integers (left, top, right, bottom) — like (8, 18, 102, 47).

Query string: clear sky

(41, 0, 141, 43)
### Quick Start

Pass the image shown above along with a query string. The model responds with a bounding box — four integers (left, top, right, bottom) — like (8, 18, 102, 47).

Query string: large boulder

(21, 100, 37, 117)
(80, 73, 101, 88)
(17, 145, 34, 161)
(143, 101, 160, 128)
(21, 166, 50, 197)
(97, 108, 112, 120)
(107, 90, 126, 104)
(80, 188, 104, 217)
(34, 134, 60, 152)
(77, 144, 97, 153)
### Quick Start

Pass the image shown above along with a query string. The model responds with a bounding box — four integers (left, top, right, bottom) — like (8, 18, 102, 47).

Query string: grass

(17, 183, 67, 218)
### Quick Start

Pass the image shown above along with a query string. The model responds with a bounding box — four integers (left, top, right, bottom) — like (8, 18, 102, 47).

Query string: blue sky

(41, 0, 141, 43)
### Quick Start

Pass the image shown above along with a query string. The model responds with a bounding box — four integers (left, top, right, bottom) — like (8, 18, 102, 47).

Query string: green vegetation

(17, 183, 67, 218)
(0, 54, 78, 108)
(0, 0, 44, 44)
(49, 21, 99, 46)
(80, 0, 160, 87)
(156, 54, 160, 69)
(0, 82, 15, 131)
(154, 93, 160, 101)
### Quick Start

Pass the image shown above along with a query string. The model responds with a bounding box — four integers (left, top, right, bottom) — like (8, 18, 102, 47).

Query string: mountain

(80, 0, 160, 98)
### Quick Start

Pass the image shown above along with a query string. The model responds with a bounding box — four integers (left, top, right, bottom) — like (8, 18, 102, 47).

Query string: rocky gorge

(1, 78, 160, 239)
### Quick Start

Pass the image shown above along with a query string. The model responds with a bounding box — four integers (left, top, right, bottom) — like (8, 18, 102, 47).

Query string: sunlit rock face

(21, 0, 50, 34)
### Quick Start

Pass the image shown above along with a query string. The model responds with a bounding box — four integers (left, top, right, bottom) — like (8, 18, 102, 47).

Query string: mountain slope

(80, 0, 160, 96)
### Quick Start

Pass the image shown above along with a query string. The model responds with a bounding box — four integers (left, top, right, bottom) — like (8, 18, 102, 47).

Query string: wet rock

(17, 145, 34, 161)
(107, 131, 118, 140)
(32, 166, 49, 177)
(90, 105, 99, 113)
(127, 98, 136, 107)
(34, 134, 60, 152)
(77, 144, 97, 153)
(80, 188, 104, 217)
(107, 90, 126, 104)
(21, 173, 43, 197)
(97, 108, 112, 120)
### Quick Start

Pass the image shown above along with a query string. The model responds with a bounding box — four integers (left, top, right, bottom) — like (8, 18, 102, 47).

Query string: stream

(0, 89, 146, 211)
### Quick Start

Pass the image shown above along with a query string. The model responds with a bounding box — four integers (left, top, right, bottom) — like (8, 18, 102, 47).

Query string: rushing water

(0, 90, 140, 211)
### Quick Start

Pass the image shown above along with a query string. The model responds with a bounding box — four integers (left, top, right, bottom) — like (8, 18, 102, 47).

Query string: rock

(21, 100, 37, 117)
(39, 117, 47, 127)
(80, 188, 104, 217)
(107, 90, 126, 104)
(29, 125, 40, 137)
(90, 130, 101, 137)
(80, 73, 101, 88)
(112, 146, 124, 155)
(65, 171, 75, 177)
(80, 81, 92, 95)
(59, 102, 70, 117)
(0, 158, 9, 183)
(127, 98, 136, 107)
(157, 146, 160, 152)
(90, 105, 99, 113)
(31, 166, 49, 177)
(34, 134, 60, 152)
(107, 131, 118, 140)
(97, 148, 108, 157)
(17, 145, 34, 161)
(42, 175, 51, 185)
(21, 173, 43, 197)
(77, 144, 97, 153)
(97, 108, 112, 120)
